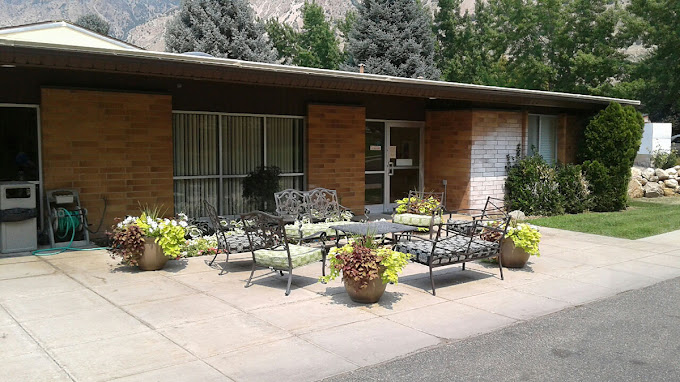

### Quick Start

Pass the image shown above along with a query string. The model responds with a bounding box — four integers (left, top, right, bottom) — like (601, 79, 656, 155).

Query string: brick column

(307, 104, 366, 213)
(424, 110, 473, 211)
(41, 88, 173, 234)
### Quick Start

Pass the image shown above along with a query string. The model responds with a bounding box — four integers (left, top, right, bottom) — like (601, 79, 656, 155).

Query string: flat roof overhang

(0, 39, 640, 111)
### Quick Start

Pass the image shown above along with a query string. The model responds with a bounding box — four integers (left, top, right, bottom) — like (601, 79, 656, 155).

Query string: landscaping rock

(642, 168, 656, 180)
(628, 179, 644, 198)
(664, 179, 679, 188)
(664, 188, 676, 197)
(667, 168, 678, 176)
(644, 182, 664, 198)
(650, 176, 659, 182)
(640, 178, 648, 185)
(675, 165, 680, 171)
(655, 168, 669, 180)
(631, 167, 642, 178)
(509, 210, 526, 221)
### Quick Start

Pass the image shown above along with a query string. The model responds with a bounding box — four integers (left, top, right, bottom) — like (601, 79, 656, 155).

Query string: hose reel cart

(45, 189, 90, 248)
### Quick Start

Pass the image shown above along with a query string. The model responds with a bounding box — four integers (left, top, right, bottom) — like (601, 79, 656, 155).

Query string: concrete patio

(2, 227, 680, 382)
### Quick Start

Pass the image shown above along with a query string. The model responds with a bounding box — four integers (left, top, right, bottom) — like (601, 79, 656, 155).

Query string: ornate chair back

(274, 189, 306, 223)
(304, 188, 342, 222)
(240, 211, 288, 251)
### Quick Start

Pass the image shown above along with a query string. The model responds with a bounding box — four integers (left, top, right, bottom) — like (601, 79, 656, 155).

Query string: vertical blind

(528, 115, 558, 165)
(173, 113, 304, 218)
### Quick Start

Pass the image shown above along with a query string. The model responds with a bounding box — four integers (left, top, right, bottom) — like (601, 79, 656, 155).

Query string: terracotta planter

(137, 237, 168, 271)
(343, 268, 387, 304)
(500, 240, 531, 268)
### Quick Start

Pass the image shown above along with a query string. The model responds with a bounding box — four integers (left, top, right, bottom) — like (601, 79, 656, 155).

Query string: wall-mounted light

(1, 64, 16, 68)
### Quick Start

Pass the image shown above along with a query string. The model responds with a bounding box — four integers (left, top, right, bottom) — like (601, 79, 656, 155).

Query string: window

(528, 115, 559, 164)
(173, 112, 304, 217)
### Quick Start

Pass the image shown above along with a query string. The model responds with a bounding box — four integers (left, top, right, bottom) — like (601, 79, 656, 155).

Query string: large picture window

(528, 115, 559, 164)
(173, 112, 304, 217)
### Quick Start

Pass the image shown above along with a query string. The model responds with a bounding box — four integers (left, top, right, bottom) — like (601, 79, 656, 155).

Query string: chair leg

(497, 254, 504, 280)
(285, 268, 293, 296)
(245, 262, 256, 288)
(462, 262, 466, 271)
(429, 262, 436, 296)
(322, 250, 327, 277)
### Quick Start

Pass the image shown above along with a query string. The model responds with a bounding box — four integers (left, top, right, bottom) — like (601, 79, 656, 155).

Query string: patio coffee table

(330, 221, 418, 244)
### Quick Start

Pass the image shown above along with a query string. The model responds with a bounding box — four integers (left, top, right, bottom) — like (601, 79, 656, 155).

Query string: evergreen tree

(345, 0, 440, 79)
(75, 13, 111, 36)
(296, 2, 343, 70)
(265, 18, 299, 64)
(627, 0, 680, 127)
(165, 0, 277, 63)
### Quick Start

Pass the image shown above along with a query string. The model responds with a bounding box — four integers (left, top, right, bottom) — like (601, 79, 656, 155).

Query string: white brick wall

(469, 113, 523, 209)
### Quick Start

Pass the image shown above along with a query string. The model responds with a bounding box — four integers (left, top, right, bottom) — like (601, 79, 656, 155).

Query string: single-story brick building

(0, 38, 639, 232)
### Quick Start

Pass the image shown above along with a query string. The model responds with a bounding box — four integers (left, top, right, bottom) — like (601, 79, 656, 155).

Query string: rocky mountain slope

(0, 0, 476, 51)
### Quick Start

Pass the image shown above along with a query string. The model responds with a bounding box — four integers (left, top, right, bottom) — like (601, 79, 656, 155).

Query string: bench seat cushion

(394, 235, 499, 266)
(254, 244, 323, 269)
(393, 213, 442, 227)
(284, 221, 361, 239)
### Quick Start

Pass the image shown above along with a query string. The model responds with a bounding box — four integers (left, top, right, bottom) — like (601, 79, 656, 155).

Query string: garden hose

(32, 208, 105, 257)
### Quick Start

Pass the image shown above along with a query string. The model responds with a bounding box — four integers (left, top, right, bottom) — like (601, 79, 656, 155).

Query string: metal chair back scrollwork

(273, 189, 307, 223)
(240, 211, 287, 251)
(202, 200, 230, 266)
(305, 188, 343, 222)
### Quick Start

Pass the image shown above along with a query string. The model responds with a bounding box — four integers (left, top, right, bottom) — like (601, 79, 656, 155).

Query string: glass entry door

(365, 121, 423, 214)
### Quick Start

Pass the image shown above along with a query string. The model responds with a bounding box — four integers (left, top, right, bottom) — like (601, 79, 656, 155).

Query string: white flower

(179, 221, 188, 228)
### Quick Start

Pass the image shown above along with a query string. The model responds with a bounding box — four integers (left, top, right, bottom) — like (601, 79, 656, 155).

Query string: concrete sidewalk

(1, 227, 680, 382)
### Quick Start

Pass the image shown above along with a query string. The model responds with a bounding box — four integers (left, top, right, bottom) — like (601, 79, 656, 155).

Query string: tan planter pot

(137, 237, 168, 271)
(500, 240, 531, 268)
(343, 268, 387, 304)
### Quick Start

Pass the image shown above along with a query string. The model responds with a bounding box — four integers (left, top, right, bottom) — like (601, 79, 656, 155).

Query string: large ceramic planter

(137, 237, 168, 271)
(343, 268, 387, 304)
(500, 240, 530, 268)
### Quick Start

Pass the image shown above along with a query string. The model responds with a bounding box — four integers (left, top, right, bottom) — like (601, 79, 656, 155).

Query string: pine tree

(265, 18, 300, 65)
(165, 0, 277, 63)
(75, 14, 111, 36)
(345, 0, 440, 79)
(296, 2, 343, 70)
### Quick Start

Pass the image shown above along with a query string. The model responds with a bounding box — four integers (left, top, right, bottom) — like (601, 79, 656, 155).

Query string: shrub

(651, 148, 679, 169)
(505, 146, 564, 216)
(580, 102, 644, 211)
(242, 166, 281, 212)
(556, 163, 590, 214)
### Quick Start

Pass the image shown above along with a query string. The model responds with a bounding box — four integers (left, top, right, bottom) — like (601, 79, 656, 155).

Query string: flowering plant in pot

(108, 208, 188, 271)
(320, 235, 410, 303)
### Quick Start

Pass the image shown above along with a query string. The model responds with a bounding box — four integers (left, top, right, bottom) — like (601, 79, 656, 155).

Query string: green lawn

(528, 198, 680, 240)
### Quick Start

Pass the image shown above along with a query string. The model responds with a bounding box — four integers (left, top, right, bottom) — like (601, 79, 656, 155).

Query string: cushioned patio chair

(241, 211, 326, 296)
(202, 200, 253, 267)
(394, 208, 511, 296)
(392, 190, 444, 239)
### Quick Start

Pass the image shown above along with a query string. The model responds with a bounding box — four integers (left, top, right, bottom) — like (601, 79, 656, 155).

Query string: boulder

(644, 182, 664, 198)
(509, 210, 526, 221)
(656, 168, 669, 180)
(642, 168, 655, 180)
(628, 179, 644, 198)
(631, 167, 642, 178)
(667, 168, 678, 176)
(675, 165, 680, 171)
(640, 178, 648, 185)
(650, 176, 659, 182)
(664, 188, 676, 197)
(664, 179, 679, 188)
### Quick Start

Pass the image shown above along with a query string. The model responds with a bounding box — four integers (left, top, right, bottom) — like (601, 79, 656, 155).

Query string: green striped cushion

(254, 244, 323, 269)
(393, 213, 441, 227)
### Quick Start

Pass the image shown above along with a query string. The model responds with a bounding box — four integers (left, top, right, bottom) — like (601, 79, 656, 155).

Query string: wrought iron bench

(241, 211, 326, 296)
(274, 188, 366, 244)
(392, 190, 444, 239)
(394, 207, 511, 296)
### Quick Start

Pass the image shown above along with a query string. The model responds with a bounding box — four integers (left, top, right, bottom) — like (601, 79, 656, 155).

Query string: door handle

(388, 162, 395, 176)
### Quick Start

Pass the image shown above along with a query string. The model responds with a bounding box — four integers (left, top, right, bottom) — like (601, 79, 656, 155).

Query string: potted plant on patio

(497, 221, 541, 268)
(108, 207, 188, 271)
(320, 235, 410, 303)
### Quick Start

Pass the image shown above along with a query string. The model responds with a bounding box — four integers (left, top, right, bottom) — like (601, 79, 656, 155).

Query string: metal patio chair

(241, 211, 326, 296)
(202, 200, 253, 267)
(392, 190, 445, 239)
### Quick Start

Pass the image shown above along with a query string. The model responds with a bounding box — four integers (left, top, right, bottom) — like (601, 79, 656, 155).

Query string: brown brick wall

(307, 104, 366, 213)
(424, 110, 473, 211)
(558, 113, 586, 164)
(41, 88, 173, 235)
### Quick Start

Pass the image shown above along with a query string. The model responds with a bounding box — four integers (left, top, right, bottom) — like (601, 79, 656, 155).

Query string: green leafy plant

(320, 235, 410, 288)
(181, 235, 221, 257)
(651, 147, 679, 169)
(395, 195, 441, 215)
(505, 145, 564, 216)
(242, 166, 281, 212)
(506, 221, 541, 256)
(556, 163, 591, 214)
